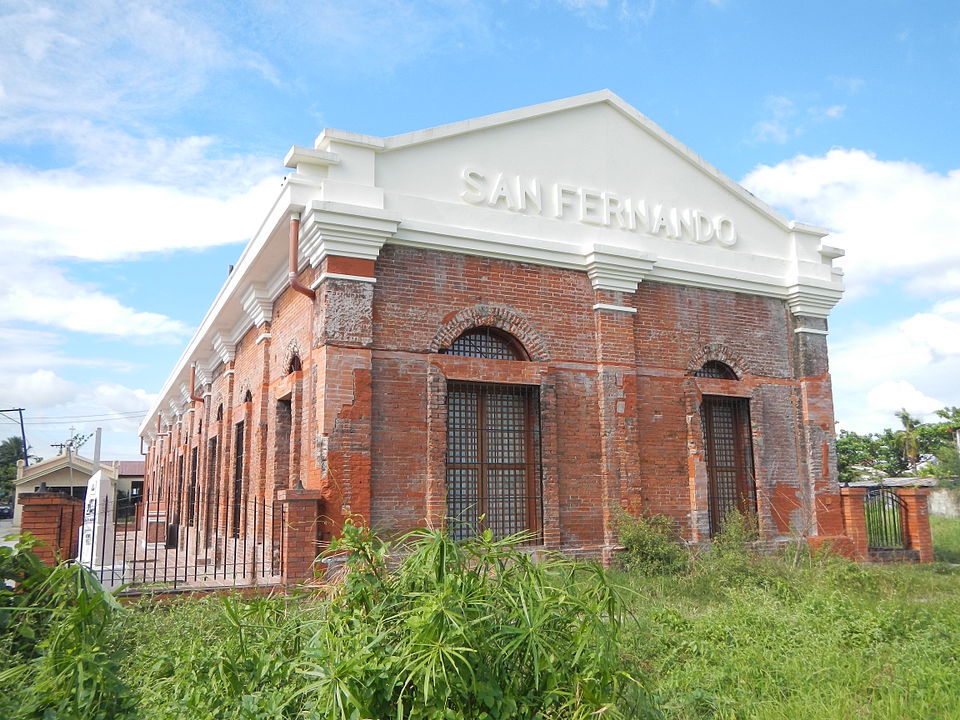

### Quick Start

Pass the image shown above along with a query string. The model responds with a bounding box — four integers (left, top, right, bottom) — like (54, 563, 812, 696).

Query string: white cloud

(742, 149, 960, 298)
(829, 76, 865, 93)
(860, 381, 944, 426)
(0, 369, 77, 408)
(751, 96, 796, 144)
(0, 0, 273, 146)
(0, 163, 280, 261)
(830, 299, 960, 432)
(0, 261, 189, 342)
(813, 104, 846, 120)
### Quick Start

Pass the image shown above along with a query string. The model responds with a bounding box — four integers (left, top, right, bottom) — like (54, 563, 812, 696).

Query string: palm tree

(894, 408, 922, 469)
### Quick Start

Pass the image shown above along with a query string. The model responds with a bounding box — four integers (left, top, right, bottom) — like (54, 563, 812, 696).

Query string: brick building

(140, 91, 853, 567)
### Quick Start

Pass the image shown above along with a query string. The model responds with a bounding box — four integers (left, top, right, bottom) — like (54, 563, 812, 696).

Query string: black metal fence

(70, 487, 285, 593)
(865, 488, 907, 550)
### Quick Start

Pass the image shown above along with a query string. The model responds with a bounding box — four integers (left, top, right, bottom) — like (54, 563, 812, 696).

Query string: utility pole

(0, 407, 29, 467)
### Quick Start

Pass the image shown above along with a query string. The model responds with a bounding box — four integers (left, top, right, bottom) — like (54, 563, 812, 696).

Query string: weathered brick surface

(18, 493, 84, 565)
(143, 243, 935, 573)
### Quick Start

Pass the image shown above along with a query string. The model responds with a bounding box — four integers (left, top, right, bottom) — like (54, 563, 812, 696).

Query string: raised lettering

(518, 176, 542, 214)
(693, 211, 714, 243)
(580, 188, 604, 225)
(460, 167, 486, 204)
(555, 184, 578, 219)
(650, 204, 669, 236)
(715, 216, 737, 246)
(604, 192, 626, 229)
(487, 172, 518, 210)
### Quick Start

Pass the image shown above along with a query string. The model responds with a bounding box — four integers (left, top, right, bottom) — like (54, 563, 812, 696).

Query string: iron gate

(864, 488, 907, 550)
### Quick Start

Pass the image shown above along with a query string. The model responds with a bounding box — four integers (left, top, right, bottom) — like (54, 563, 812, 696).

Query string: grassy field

(2, 518, 960, 719)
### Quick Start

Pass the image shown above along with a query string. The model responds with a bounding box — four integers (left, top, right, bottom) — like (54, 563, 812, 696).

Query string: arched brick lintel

(429, 304, 551, 362)
(687, 342, 750, 379)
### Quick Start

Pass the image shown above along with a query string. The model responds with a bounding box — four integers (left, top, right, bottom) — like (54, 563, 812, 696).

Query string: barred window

(442, 326, 528, 361)
(701, 396, 756, 536)
(446, 382, 542, 542)
(695, 360, 738, 380)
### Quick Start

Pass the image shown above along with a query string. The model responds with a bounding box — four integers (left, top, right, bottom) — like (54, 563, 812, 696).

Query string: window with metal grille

(701, 395, 756, 536)
(232, 421, 244, 538)
(441, 326, 528, 360)
(446, 381, 542, 541)
(187, 446, 198, 526)
(695, 360, 738, 379)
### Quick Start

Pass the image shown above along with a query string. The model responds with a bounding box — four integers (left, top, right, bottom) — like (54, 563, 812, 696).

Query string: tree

(0, 436, 40, 504)
(894, 408, 923, 469)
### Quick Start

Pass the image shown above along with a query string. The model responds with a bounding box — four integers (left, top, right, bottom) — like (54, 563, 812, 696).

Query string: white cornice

(213, 333, 236, 364)
(299, 201, 401, 266)
(584, 244, 656, 292)
(241, 283, 273, 327)
(284, 145, 340, 169)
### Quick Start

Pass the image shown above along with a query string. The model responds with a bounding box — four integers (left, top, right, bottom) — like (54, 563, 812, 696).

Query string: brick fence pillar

(277, 487, 327, 584)
(895, 488, 934, 563)
(839, 487, 868, 561)
(17, 493, 84, 566)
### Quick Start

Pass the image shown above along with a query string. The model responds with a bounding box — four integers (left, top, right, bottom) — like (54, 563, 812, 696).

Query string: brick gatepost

(838, 487, 869, 561)
(17, 492, 84, 566)
(896, 488, 934, 563)
(277, 486, 327, 583)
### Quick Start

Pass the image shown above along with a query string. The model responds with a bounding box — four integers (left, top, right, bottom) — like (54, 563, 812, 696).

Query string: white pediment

(303, 90, 842, 309)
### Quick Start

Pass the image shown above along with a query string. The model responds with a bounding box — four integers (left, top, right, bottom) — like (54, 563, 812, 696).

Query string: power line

(24, 411, 146, 420)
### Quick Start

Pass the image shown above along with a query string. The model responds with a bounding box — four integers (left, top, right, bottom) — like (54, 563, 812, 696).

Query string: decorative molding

(213, 333, 236, 364)
(256, 333, 272, 345)
(241, 283, 273, 327)
(785, 284, 843, 319)
(310, 272, 377, 289)
(284, 146, 340, 170)
(299, 201, 401, 267)
(794, 327, 829, 336)
(592, 303, 637, 313)
(584, 244, 656, 292)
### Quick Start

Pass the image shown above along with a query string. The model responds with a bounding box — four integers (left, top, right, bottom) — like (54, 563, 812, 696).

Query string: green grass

(616, 555, 960, 720)
(5, 524, 960, 719)
(931, 514, 960, 563)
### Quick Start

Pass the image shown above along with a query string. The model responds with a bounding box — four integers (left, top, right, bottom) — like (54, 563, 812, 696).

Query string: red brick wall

(18, 493, 84, 566)
(144, 241, 877, 572)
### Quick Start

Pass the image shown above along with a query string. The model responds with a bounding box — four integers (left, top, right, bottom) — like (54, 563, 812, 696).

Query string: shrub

(614, 510, 688, 576)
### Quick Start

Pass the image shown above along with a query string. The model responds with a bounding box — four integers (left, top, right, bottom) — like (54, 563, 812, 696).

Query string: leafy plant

(0, 548, 132, 720)
(614, 510, 688, 576)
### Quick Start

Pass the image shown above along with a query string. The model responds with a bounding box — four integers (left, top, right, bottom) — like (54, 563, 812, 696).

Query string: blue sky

(1, 0, 959, 460)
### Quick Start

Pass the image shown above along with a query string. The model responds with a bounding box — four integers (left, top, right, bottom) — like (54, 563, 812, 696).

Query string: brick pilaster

(592, 291, 641, 563)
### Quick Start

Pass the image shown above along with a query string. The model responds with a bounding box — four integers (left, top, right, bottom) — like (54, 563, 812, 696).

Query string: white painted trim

(310, 272, 377, 289)
(256, 333, 272, 344)
(592, 303, 638, 314)
(794, 327, 829, 336)
(222, 369, 236, 378)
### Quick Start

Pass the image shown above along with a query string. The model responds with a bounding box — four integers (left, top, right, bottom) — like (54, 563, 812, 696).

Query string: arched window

(243, 390, 253, 403)
(695, 360, 738, 380)
(442, 327, 542, 542)
(216, 404, 224, 422)
(442, 326, 528, 361)
(288, 353, 302, 373)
